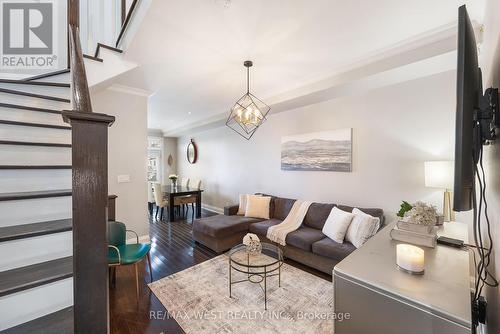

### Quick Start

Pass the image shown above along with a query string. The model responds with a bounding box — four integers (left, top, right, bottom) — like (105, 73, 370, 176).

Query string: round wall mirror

(187, 139, 197, 164)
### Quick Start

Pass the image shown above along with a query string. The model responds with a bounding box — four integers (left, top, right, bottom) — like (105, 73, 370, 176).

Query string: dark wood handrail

(68, 25, 93, 113)
(115, 0, 139, 48)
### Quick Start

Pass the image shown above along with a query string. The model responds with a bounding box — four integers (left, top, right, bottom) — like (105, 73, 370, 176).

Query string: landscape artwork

(281, 128, 352, 172)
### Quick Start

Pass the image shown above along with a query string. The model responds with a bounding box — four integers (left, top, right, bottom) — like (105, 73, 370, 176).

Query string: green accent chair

(107, 221, 153, 301)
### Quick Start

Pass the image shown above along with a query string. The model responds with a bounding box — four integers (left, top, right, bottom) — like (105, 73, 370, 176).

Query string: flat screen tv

(453, 5, 481, 212)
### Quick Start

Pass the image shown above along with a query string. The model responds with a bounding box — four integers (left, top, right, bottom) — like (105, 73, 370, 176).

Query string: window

(147, 136, 163, 183)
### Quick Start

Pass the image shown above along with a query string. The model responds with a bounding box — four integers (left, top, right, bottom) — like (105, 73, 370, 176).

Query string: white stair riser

(0, 124, 71, 144)
(0, 196, 71, 228)
(0, 107, 66, 126)
(0, 170, 71, 193)
(0, 278, 73, 331)
(0, 83, 69, 99)
(0, 92, 69, 111)
(0, 145, 71, 165)
(30, 73, 70, 84)
(0, 231, 72, 271)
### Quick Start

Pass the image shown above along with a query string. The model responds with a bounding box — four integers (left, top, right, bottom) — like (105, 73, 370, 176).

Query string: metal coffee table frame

(228, 243, 284, 310)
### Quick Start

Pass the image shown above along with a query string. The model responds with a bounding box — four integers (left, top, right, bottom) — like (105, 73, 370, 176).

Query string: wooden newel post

(65, 21, 115, 334)
(63, 111, 114, 333)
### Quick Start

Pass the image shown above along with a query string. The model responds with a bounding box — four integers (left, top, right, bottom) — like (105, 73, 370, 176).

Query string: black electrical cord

(478, 148, 498, 288)
(471, 127, 499, 304)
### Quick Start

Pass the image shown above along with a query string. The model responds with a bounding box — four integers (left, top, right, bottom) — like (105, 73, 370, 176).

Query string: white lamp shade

(424, 161, 454, 190)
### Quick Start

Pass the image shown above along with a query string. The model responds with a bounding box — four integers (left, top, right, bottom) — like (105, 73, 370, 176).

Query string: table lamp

(424, 161, 454, 221)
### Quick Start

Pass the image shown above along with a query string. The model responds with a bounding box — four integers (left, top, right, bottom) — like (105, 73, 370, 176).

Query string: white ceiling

(118, 0, 486, 134)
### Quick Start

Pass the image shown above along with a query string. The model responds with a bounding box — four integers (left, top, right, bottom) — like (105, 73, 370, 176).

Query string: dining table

(161, 185, 204, 222)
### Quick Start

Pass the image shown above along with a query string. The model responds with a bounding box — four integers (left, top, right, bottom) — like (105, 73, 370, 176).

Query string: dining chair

(181, 177, 190, 188)
(147, 182, 155, 215)
(153, 182, 182, 221)
(178, 180, 202, 220)
(107, 221, 153, 301)
(153, 182, 168, 220)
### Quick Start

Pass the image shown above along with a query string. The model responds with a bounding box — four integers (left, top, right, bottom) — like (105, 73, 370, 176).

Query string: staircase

(0, 42, 124, 331)
(0, 0, 148, 331)
(0, 73, 74, 332)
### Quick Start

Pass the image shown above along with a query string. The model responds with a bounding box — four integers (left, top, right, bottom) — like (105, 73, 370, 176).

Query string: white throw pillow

(237, 194, 261, 215)
(245, 195, 271, 219)
(345, 208, 381, 248)
(322, 207, 355, 243)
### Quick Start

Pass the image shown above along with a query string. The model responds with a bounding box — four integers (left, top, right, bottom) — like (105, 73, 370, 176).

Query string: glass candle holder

(396, 244, 425, 275)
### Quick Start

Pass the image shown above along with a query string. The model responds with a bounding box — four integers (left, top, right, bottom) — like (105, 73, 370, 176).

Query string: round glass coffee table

(228, 242, 283, 310)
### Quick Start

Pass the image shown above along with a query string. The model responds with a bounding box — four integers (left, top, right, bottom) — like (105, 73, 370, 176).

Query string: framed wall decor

(187, 139, 198, 164)
(281, 128, 352, 172)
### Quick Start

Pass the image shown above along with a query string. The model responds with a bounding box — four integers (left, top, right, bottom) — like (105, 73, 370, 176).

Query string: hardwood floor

(109, 208, 330, 334)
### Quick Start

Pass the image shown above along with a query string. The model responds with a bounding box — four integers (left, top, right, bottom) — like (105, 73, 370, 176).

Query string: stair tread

(0, 189, 72, 201)
(0, 88, 70, 103)
(0, 257, 73, 297)
(95, 43, 123, 58)
(0, 140, 71, 148)
(83, 54, 103, 62)
(0, 119, 71, 130)
(0, 219, 72, 242)
(1, 306, 73, 334)
(0, 102, 62, 114)
(0, 165, 72, 169)
(24, 69, 70, 82)
(0, 79, 69, 88)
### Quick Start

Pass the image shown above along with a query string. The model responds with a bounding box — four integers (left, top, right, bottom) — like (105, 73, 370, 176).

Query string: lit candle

(396, 244, 425, 274)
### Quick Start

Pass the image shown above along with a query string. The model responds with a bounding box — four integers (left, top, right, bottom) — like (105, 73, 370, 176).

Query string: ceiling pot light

(226, 60, 270, 140)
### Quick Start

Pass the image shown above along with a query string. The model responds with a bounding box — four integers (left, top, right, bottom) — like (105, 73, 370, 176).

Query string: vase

(171, 179, 177, 188)
(246, 240, 262, 254)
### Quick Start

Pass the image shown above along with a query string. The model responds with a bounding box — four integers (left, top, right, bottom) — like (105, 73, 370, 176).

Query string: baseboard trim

(202, 204, 223, 214)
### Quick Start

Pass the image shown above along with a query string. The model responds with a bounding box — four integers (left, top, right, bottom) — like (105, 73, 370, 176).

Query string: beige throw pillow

(345, 208, 381, 248)
(322, 207, 355, 243)
(245, 195, 271, 219)
(237, 194, 248, 215)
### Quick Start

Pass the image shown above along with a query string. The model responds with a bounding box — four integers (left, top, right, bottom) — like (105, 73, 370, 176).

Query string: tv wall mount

(473, 87, 499, 162)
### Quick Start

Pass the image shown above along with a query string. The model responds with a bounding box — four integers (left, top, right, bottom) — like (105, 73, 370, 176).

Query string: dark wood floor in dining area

(109, 208, 331, 334)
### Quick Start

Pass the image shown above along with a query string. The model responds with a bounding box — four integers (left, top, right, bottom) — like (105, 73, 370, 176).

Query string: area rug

(148, 254, 334, 333)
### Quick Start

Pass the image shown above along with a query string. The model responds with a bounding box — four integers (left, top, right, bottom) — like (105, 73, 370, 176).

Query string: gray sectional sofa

(193, 195, 385, 274)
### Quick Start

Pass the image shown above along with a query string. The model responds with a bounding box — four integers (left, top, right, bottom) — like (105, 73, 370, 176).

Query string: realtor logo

(1, 0, 58, 69)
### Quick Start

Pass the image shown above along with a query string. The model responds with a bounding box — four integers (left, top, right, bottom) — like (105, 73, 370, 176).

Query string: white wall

(479, 0, 500, 332)
(92, 88, 149, 236)
(177, 70, 471, 223)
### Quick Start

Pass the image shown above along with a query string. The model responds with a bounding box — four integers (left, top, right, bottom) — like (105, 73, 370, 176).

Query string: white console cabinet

(333, 222, 471, 334)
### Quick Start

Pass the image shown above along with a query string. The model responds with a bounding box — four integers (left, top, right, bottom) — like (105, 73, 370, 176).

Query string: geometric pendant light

(226, 60, 271, 140)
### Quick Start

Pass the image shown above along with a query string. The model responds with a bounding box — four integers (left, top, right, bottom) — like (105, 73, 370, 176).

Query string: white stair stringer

(86, 46, 138, 91)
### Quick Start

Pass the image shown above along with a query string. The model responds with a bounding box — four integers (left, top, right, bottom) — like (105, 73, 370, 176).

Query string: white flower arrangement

(243, 233, 260, 245)
(243, 233, 261, 254)
(168, 174, 178, 181)
(404, 201, 437, 226)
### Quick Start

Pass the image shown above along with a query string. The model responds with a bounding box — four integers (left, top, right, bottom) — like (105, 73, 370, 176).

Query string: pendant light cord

(246, 66, 250, 94)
